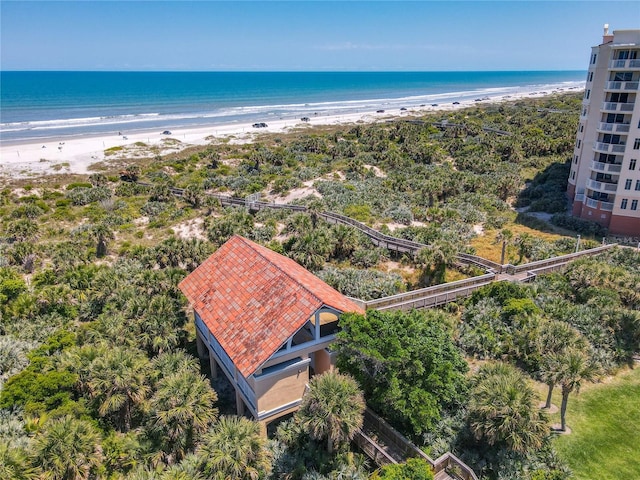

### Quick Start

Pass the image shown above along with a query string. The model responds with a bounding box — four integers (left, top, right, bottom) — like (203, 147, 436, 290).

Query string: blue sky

(1, 1, 637, 71)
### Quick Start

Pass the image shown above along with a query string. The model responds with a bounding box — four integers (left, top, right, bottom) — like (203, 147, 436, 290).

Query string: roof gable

(179, 235, 364, 377)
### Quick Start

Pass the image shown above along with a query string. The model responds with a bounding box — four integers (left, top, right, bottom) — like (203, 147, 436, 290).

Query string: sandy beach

(0, 88, 579, 181)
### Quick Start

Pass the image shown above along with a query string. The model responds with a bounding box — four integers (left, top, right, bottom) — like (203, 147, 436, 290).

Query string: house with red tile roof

(179, 235, 365, 432)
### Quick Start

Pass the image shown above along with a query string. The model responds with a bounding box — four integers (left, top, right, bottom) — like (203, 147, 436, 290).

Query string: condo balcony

(585, 197, 615, 211)
(587, 179, 618, 193)
(597, 122, 631, 133)
(601, 101, 635, 112)
(593, 142, 627, 154)
(605, 81, 640, 91)
(590, 160, 623, 173)
(609, 58, 640, 69)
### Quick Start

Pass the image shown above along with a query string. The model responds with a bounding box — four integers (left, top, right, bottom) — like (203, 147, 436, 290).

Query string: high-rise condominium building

(567, 26, 640, 236)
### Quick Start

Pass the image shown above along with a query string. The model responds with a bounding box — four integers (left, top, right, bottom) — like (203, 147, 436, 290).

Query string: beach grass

(539, 367, 640, 480)
(470, 224, 565, 263)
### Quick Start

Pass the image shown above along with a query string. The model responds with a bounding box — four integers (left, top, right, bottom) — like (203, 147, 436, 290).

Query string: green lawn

(549, 367, 640, 480)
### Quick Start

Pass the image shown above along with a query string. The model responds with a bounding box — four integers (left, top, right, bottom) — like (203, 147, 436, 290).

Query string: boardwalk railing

(353, 430, 398, 467)
(504, 244, 616, 275)
(361, 273, 496, 311)
(363, 409, 478, 480)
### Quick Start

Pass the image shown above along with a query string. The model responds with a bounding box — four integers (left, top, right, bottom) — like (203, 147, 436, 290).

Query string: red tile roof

(178, 235, 364, 378)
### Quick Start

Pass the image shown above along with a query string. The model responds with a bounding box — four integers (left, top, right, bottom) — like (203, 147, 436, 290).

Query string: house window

(630, 159, 637, 170)
(634, 139, 640, 150)
(632, 200, 638, 210)
(625, 179, 632, 190)
(621, 198, 628, 209)
(636, 180, 640, 191)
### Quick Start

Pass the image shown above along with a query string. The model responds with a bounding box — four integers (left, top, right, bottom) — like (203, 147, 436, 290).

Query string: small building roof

(179, 235, 364, 377)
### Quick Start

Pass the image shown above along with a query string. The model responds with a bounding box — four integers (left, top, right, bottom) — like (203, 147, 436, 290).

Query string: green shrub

(550, 214, 608, 237)
(66, 182, 92, 190)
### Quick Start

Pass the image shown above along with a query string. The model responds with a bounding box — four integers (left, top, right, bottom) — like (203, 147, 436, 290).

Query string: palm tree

(197, 416, 272, 480)
(468, 362, 548, 453)
(331, 224, 361, 260)
(297, 371, 365, 455)
(556, 348, 601, 431)
(536, 320, 586, 409)
(0, 441, 35, 480)
(87, 347, 151, 432)
(415, 238, 458, 285)
(494, 228, 513, 265)
(288, 229, 335, 271)
(148, 371, 218, 464)
(30, 416, 103, 480)
(88, 223, 114, 258)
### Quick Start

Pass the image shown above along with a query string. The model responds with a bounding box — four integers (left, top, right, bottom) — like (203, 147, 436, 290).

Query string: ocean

(0, 71, 585, 143)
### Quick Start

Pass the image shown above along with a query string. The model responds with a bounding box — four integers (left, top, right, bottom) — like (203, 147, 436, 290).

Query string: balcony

(586, 198, 615, 211)
(593, 142, 627, 154)
(609, 59, 640, 69)
(601, 101, 635, 112)
(587, 179, 618, 193)
(605, 81, 640, 91)
(590, 161, 622, 173)
(597, 122, 631, 133)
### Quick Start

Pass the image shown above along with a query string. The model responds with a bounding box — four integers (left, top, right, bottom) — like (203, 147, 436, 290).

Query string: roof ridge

(234, 235, 324, 307)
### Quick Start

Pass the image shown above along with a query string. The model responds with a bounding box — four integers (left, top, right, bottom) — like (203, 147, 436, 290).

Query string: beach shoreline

(0, 87, 582, 181)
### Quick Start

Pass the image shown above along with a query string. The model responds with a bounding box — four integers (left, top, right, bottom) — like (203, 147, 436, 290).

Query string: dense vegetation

(1, 93, 638, 479)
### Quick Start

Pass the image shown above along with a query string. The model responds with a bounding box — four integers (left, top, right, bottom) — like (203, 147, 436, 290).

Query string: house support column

(209, 355, 218, 379)
(236, 390, 245, 416)
(258, 420, 268, 437)
(195, 330, 208, 359)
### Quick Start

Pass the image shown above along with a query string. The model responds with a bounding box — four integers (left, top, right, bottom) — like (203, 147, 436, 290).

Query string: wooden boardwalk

(161, 186, 617, 312)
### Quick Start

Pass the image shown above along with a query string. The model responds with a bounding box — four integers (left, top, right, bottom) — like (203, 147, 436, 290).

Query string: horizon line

(1, 69, 587, 73)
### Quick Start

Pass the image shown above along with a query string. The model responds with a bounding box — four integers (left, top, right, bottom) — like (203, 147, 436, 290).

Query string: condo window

(591, 54, 597, 64)
(630, 159, 637, 170)
(576, 140, 581, 148)
(621, 199, 628, 209)
(616, 50, 638, 60)
(634, 139, 640, 150)
(579, 124, 584, 133)
(605, 113, 624, 123)
(598, 153, 618, 164)
(571, 171, 576, 180)
(632, 200, 639, 211)
(636, 180, 640, 191)
(587, 72, 594, 82)
(584, 90, 590, 100)
(575, 155, 579, 164)
(625, 179, 632, 190)
(609, 92, 629, 103)
(613, 72, 633, 82)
